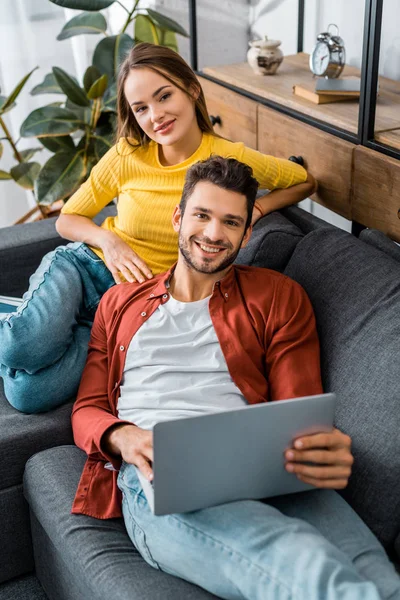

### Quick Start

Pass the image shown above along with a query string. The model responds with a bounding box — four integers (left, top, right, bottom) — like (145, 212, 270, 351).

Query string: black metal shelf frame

(188, 0, 400, 162)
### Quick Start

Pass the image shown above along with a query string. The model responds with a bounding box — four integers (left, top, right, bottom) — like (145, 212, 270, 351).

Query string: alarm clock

(310, 24, 345, 78)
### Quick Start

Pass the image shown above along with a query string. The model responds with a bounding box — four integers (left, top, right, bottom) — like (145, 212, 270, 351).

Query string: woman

(0, 43, 316, 413)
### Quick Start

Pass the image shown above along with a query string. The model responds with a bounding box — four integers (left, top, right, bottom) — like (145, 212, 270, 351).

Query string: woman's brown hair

(116, 42, 215, 146)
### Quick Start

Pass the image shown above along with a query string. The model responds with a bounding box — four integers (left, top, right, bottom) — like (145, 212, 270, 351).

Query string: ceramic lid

(249, 36, 282, 49)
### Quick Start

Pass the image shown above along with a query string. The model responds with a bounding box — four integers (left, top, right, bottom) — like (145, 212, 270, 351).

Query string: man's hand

(284, 427, 353, 489)
(103, 423, 154, 481)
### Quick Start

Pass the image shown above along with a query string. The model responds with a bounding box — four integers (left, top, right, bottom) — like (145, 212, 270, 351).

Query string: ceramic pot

(247, 37, 284, 75)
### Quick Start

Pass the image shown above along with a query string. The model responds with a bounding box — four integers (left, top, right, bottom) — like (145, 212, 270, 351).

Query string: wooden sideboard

(199, 54, 400, 241)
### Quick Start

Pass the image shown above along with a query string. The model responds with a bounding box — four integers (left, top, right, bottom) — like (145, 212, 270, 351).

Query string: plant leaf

(102, 82, 117, 112)
(53, 67, 90, 107)
(0, 169, 12, 180)
(0, 95, 16, 114)
(65, 99, 92, 125)
(134, 15, 178, 52)
(0, 141, 3, 160)
(48, 0, 115, 10)
(39, 135, 75, 153)
(145, 9, 189, 37)
(14, 147, 43, 162)
(57, 11, 107, 40)
(10, 162, 41, 190)
(20, 106, 82, 138)
(87, 74, 108, 99)
(135, 14, 159, 45)
(94, 135, 112, 160)
(35, 150, 86, 205)
(83, 65, 102, 92)
(31, 73, 63, 96)
(93, 34, 133, 81)
(0, 67, 38, 114)
(158, 30, 179, 53)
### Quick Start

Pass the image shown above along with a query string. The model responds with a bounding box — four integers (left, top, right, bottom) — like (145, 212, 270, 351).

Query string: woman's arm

(56, 214, 153, 283)
(252, 172, 317, 225)
(56, 213, 113, 249)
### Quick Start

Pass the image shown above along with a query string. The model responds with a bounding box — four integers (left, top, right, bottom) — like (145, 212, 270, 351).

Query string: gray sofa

(0, 205, 399, 598)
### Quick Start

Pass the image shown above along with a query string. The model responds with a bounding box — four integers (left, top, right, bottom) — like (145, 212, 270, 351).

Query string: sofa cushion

(24, 446, 218, 600)
(284, 228, 400, 555)
(359, 228, 400, 263)
(0, 381, 74, 490)
(236, 211, 303, 271)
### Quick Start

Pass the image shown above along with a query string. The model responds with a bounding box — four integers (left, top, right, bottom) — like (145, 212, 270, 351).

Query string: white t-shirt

(117, 294, 247, 430)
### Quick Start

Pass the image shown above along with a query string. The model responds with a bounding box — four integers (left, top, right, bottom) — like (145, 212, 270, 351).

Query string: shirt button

(119, 345, 125, 351)
(225, 293, 229, 298)
(141, 312, 147, 317)
(162, 294, 168, 299)
(149, 293, 155, 298)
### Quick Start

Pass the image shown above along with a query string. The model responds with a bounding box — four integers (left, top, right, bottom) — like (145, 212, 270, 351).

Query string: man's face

(172, 181, 252, 275)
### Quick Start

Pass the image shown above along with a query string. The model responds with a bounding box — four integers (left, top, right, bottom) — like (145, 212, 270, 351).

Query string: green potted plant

(0, 0, 188, 222)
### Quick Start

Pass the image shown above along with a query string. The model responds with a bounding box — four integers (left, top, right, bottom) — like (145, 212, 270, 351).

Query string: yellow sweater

(61, 133, 307, 274)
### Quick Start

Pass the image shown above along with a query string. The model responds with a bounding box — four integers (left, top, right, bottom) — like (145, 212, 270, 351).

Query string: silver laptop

(135, 393, 336, 516)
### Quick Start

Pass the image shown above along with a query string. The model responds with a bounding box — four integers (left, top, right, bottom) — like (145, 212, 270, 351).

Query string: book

(0, 295, 23, 314)
(315, 78, 361, 95)
(293, 80, 360, 105)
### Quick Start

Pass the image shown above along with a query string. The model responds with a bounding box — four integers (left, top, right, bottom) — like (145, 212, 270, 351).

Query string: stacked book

(293, 78, 361, 104)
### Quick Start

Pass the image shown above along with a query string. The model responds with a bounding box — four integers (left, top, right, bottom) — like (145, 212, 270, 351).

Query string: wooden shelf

(375, 129, 400, 149)
(203, 53, 400, 140)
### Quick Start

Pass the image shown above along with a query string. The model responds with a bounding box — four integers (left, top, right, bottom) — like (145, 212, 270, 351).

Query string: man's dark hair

(180, 155, 259, 230)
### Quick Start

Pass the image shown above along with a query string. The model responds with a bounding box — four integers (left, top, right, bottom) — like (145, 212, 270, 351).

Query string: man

(72, 157, 399, 600)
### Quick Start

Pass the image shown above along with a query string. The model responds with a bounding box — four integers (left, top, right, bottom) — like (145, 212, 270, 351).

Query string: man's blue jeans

(118, 462, 400, 600)
(0, 242, 114, 413)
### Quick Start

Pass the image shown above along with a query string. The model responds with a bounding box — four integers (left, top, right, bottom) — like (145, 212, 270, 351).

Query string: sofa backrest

(284, 227, 400, 556)
(236, 211, 304, 272)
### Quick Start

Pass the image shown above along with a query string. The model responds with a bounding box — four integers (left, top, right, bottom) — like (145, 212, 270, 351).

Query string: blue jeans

(118, 463, 400, 600)
(0, 242, 114, 413)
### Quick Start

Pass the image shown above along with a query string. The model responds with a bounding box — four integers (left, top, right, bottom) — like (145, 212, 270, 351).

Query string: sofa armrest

(0, 205, 117, 297)
(0, 218, 64, 297)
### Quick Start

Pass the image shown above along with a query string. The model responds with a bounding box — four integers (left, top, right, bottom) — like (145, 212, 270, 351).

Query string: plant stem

(0, 115, 23, 163)
(121, 0, 140, 34)
(115, 0, 130, 13)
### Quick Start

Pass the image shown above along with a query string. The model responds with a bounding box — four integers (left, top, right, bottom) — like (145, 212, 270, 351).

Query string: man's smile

(194, 241, 227, 256)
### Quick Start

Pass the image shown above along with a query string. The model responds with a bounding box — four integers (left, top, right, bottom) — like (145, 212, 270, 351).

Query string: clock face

(310, 42, 330, 76)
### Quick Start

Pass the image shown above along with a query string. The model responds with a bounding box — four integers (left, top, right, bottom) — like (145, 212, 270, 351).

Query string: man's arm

(266, 278, 354, 489)
(71, 296, 131, 465)
(72, 295, 155, 480)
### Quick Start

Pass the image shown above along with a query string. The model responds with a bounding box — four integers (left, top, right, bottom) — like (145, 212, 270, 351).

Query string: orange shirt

(72, 265, 323, 519)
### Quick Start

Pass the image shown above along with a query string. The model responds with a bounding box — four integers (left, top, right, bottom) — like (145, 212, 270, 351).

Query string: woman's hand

(100, 231, 153, 284)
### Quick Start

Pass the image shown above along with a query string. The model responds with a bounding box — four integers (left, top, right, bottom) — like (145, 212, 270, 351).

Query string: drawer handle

(288, 155, 304, 166)
(209, 115, 222, 126)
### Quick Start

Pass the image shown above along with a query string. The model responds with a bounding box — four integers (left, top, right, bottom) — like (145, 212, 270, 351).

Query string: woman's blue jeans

(118, 463, 400, 600)
(0, 242, 114, 413)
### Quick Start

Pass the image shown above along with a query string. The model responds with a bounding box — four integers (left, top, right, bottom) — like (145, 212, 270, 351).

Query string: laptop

(135, 393, 336, 515)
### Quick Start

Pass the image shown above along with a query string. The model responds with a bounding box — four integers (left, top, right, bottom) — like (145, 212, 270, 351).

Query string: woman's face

(124, 67, 199, 146)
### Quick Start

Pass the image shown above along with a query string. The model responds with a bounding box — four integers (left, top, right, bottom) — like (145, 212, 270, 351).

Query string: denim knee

(0, 324, 91, 413)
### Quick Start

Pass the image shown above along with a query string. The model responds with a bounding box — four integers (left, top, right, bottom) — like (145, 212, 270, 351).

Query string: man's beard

(178, 232, 244, 274)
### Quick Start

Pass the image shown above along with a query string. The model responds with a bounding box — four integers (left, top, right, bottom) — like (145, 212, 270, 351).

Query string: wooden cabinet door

(258, 105, 355, 219)
(198, 77, 257, 149)
(353, 146, 400, 241)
